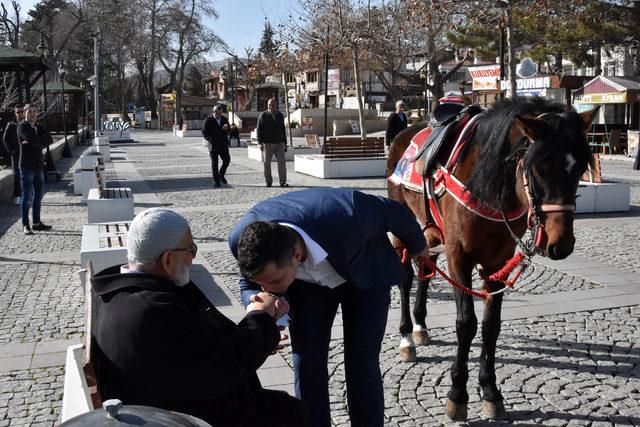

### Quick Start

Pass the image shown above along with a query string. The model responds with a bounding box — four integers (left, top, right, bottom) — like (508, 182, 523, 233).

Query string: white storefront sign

(470, 65, 501, 91)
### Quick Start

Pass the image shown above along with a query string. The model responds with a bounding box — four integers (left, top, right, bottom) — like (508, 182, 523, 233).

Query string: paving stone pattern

(280, 306, 640, 426)
(0, 367, 65, 426)
(0, 262, 84, 344)
(574, 223, 640, 274)
(2, 133, 640, 426)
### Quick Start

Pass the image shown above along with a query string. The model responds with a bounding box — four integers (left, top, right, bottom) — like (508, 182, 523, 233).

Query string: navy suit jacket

(228, 188, 426, 304)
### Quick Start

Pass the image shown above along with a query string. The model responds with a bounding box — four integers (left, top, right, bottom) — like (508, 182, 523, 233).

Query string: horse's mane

(464, 97, 569, 210)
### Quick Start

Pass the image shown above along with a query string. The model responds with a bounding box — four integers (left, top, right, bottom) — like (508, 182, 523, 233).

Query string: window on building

(285, 72, 295, 83)
(307, 72, 318, 83)
(604, 62, 617, 76)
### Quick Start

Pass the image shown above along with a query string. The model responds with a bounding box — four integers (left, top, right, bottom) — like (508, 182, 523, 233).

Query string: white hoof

(399, 336, 416, 362)
(412, 325, 430, 345)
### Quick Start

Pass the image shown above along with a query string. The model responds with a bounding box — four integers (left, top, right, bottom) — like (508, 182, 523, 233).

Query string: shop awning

(574, 75, 640, 104)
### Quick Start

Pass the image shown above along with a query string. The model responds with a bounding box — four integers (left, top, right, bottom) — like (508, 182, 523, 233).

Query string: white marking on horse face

(565, 153, 576, 174)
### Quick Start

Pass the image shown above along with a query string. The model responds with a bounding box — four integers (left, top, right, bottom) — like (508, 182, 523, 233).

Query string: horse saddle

(411, 104, 483, 178)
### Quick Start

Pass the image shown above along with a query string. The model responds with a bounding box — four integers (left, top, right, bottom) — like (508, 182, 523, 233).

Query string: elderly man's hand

(247, 292, 287, 319)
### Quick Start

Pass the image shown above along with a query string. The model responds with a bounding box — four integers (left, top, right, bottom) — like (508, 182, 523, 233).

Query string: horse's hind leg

(445, 256, 477, 422)
(478, 281, 507, 420)
(398, 258, 417, 362)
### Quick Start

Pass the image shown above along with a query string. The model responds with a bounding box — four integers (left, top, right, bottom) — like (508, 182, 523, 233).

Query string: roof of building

(574, 75, 640, 96)
(30, 80, 84, 93)
(606, 76, 640, 90)
(0, 45, 48, 72)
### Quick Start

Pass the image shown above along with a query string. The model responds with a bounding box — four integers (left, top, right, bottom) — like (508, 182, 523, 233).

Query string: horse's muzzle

(542, 210, 576, 260)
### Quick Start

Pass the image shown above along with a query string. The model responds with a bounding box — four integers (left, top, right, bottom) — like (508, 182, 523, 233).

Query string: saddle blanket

(388, 127, 433, 192)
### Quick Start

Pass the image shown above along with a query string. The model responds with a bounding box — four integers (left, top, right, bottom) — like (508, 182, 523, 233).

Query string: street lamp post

(59, 65, 72, 157)
(37, 33, 59, 180)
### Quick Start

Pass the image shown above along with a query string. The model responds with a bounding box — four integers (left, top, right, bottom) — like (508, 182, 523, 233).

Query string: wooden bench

(304, 133, 319, 149)
(323, 137, 385, 159)
(61, 263, 101, 422)
(86, 162, 134, 223)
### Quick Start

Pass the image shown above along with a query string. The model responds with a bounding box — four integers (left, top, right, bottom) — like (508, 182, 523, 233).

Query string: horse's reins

(400, 112, 575, 299)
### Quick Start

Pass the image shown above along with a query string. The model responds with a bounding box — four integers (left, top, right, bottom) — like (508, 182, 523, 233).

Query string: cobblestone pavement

(1, 131, 639, 426)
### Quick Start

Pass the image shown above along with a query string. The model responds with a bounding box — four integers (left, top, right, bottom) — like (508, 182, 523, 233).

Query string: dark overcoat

(91, 266, 280, 426)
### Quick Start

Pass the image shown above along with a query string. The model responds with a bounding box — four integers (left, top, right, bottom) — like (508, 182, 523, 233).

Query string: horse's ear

(579, 106, 600, 131)
(514, 115, 547, 140)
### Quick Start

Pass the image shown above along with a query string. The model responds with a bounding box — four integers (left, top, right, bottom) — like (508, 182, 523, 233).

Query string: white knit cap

(127, 208, 190, 265)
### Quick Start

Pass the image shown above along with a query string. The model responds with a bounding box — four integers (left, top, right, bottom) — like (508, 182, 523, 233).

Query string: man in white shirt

(229, 188, 430, 427)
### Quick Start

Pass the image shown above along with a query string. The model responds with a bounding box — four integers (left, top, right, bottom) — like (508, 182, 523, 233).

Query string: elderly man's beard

(175, 259, 191, 286)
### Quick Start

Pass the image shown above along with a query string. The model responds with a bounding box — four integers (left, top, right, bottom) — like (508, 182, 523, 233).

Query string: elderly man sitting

(90, 208, 308, 426)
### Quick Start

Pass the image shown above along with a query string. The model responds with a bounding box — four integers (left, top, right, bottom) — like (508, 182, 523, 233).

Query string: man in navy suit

(202, 105, 230, 187)
(229, 188, 429, 427)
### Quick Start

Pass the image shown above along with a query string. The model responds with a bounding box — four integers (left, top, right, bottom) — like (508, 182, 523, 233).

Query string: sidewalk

(0, 129, 639, 426)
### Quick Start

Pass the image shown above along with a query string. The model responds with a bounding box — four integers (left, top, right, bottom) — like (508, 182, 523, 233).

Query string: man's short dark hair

(14, 105, 23, 113)
(237, 221, 298, 278)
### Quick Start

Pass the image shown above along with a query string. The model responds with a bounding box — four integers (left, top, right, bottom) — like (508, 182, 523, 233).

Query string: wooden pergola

(0, 45, 49, 106)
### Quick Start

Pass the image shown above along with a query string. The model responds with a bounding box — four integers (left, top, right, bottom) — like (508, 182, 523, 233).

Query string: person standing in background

(202, 104, 231, 188)
(17, 104, 52, 235)
(256, 98, 288, 188)
(3, 105, 24, 205)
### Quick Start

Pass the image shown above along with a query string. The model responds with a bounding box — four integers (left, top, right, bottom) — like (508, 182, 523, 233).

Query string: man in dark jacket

(17, 104, 52, 235)
(385, 100, 408, 147)
(202, 105, 230, 187)
(256, 98, 288, 187)
(229, 188, 431, 427)
(91, 208, 308, 427)
(2, 105, 24, 205)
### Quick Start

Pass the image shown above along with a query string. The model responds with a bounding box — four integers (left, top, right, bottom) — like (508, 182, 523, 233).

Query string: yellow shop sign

(575, 92, 627, 104)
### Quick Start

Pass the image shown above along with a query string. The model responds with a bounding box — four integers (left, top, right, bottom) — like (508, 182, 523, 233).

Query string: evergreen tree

(185, 66, 204, 96)
(258, 20, 278, 58)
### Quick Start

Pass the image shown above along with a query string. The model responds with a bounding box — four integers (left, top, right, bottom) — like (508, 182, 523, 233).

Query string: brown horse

(386, 97, 598, 421)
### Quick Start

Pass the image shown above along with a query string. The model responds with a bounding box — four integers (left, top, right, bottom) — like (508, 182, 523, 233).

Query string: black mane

(464, 97, 570, 210)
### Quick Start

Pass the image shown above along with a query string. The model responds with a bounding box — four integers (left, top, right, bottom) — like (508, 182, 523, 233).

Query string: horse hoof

(399, 345, 416, 362)
(481, 400, 507, 420)
(445, 399, 467, 421)
(412, 328, 430, 345)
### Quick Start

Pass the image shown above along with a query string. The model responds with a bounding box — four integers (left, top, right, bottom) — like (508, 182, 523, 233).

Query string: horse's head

(513, 107, 599, 260)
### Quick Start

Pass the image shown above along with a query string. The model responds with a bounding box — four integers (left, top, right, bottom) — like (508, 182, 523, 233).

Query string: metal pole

(230, 61, 235, 126)
(93, 32, 100, 137)
(322, 25, 329, 148)
(499, 24, 505, 100)
(61, 74, 71, 157)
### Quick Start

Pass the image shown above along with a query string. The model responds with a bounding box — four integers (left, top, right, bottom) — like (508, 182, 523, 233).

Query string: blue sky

(18, 0, 293, 60)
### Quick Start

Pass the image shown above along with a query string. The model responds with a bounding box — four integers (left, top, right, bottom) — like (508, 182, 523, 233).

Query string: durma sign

(574, 92, 627, 104)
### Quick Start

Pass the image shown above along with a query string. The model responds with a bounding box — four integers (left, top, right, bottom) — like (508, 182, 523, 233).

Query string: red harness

(396, 113, 576, 299)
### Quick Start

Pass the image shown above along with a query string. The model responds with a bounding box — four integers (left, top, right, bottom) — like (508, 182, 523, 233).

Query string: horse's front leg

(478, 280, 507, 420)
(411, 255, 438, 346)
(398, 257, 417, 362)
(445, 255, 477, 422)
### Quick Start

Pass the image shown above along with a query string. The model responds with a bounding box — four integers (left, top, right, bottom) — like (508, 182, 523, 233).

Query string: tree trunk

(594, 45, 602, 76)
(506, 6, 517, 98)
(555, 52, 563, 73)
(352, 44, 366, 139)
(429, 66, 444, 110)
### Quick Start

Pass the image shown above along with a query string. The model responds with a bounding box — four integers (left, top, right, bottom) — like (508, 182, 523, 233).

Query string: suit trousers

(262, 142, 286, 186)
(209, 144, 230, 183)
(287, 281, 390, 427)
